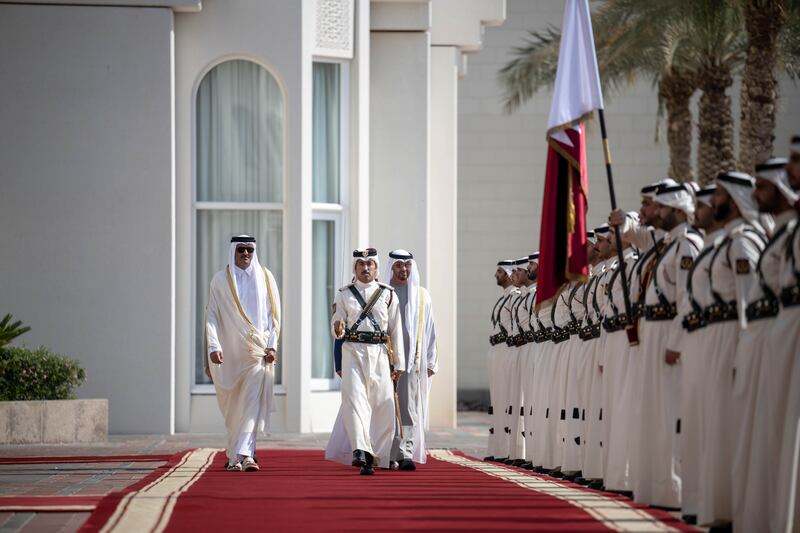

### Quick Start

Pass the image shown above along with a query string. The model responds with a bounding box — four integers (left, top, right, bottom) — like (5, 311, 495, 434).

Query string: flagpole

(596, 108, 633, 319)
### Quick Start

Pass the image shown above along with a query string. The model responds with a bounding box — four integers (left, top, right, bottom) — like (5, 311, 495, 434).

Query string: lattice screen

(313, 0, 355, 59)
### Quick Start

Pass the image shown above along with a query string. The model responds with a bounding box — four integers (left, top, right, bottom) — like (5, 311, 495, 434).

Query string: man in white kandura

(326, 248, 404, 475)
(385, 250, 438, 471)
(205, 235, 281, 472)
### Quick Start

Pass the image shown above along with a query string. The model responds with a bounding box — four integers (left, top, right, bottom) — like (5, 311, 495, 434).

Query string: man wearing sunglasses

(204, 235, 281, 473)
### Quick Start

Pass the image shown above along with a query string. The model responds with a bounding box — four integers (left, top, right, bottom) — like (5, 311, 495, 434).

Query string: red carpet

(0, 454, 174, 465)
(80, 449, 696, 532)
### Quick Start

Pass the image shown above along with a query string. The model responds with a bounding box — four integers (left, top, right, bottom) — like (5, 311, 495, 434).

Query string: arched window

(194, 59, 284, 387)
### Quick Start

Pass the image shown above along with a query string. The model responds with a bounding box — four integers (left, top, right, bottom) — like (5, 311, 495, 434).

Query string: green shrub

(0, 346, 86, 401)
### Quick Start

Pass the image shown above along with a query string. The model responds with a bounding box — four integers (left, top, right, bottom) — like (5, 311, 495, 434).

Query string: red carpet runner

(80, 449, 696, 532)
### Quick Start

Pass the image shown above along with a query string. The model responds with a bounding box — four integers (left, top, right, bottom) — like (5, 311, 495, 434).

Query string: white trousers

(602, 329, 634, 491)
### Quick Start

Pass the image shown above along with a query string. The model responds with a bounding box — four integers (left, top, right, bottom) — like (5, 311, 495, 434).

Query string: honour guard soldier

(485, 260, 517, 461)
(733, 158, 800, 530)
(696, 172, 764, 528)
(634, 182, 703, 509)
(327, 248, 405, 475)
(520, 253, 540, 467)
(678, 185, 724, 523)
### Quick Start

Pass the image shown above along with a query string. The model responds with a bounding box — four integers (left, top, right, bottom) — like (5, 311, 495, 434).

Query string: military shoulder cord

(636, 237, 665, 307)
(512, 292, 530, 334)
(786, 221, 800, 284)
(607, 253, 638, 316)
(686, 244, 718, 315)
(566, 282, 582, 324)
(755, 223, 791, 301)
(650, 239, 679, 308)
(527, 288, 538, 333)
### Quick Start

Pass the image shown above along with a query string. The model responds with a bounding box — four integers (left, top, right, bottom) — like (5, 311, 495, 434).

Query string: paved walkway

(0, 412, 489, 533)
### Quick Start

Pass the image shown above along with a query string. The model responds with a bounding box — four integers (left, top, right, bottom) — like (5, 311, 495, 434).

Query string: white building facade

(0, 0, 505, 433)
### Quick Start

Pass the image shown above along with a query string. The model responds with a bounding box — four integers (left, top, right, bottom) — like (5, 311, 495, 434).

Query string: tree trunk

(659, 71, 696, 182)
(739, 0, 785, 173)
(697, 65, 736, 185)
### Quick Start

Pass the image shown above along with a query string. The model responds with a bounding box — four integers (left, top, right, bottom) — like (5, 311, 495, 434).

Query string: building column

(427, 45, 459, 428)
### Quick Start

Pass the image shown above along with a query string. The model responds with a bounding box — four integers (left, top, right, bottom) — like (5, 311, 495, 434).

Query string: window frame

(311, 58, 350, 391)
(190, 57, 288, 395)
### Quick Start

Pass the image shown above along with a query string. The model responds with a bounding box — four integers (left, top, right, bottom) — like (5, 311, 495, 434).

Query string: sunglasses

(236, 247, 255, 254)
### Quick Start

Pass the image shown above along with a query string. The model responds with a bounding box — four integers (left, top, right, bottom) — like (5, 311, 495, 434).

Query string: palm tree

(499, 0, 800, 184)
(738, 0, 800, 171)
(499, 0, 707, 182)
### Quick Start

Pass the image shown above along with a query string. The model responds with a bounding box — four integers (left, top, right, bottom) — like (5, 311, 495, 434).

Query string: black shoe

(681, 514, 697, 525)
(533, 466, 549, 474)
(399, 459, 416, 471)
(493, 457, 509, 463)
(352, 450, 366, 467)
(483, 456, 495, 462)
(574, 477, 590, 485)
(549, 470, 565, 479)
(360, 452, 375, 475)
(561, 470, 581, 482)
(503, 458, 515, 465)
(587, 479, 604, 490)
(520, 462, 534, 470)
(708, 521, 732, 533)
(511, 459, 526, 467)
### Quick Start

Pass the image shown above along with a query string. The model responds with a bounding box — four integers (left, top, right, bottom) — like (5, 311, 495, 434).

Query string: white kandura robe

(696, 220, 762, 526)
(485, 286, 516, 458)
(498, 287, 523, 460)
(530, 299, 555, 467)
(205, 265, 281, 465)
(556, 281, 587, 472)
(325, 280, 405, 469)
(582, 260, 612, 480)
(632, 222, 702, 508)
(600, 248, 639, 492)
(677, 228, 724, 517)
(732, 212, 798, 532)
(520, 284, 538, 462)
(773, 219, 800, 533)
(507, 287, 534, 461)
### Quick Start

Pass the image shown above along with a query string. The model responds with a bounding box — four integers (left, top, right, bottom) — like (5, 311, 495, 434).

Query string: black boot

(360, 452, 375, 475)
(352, 449, 366, 467)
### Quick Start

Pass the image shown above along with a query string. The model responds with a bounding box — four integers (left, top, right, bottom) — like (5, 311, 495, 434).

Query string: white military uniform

(506, 273, 535, 462)
(487, 270, 517, 458)
(559, 279, 589, 473)
(520, 280, 539, 462)
(634, 213, 703, 508)
(773, 216, 800, 533)
(696, 217, 763, 525)
(329, 267, 405, 469)
(600, 246, 638, 491)
(497, 283, 522, 460)
(732, 166, 799, 530)
(581, 257, 613, 480)
(678, 225, 724, 517)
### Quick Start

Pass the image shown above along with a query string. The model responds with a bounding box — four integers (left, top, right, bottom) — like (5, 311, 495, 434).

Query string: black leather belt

(705, 301, 737, 324)
(682, 311, 707, 332)
(344, 331, 388, 344)
(506, 334, 528, 347)
(489, 332, 508, 346)
(781, 285, 800, 308)
(550, 327, 570, 344)
(644, 303, 677, 321)
(745, 296, 779, 321)
(533, 327, 552, 343)
(579, 323, 601, 341)
(631, 303, 644, 319)
(564, 321, 582, 336)
(602, 315, 627, 332)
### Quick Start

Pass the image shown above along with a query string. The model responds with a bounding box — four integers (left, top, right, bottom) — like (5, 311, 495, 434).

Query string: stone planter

(0, 399, 108, 444)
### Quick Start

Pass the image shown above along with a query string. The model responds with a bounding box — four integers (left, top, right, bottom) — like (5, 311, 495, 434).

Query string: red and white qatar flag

(535, 0, 604, 309)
